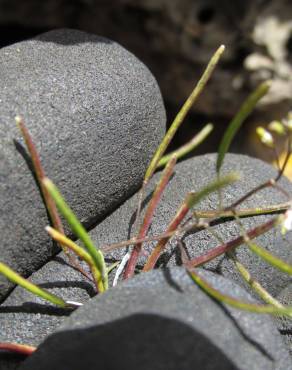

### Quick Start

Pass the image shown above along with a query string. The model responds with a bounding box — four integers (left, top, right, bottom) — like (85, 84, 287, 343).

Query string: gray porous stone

(19, 267, 291, 370)
(0, 28, 165, 302)
(88, 153, 292, 296)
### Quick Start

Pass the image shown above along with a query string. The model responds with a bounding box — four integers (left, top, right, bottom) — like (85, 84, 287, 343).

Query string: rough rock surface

(88, 153, 292, 296)
(0, 28, 165, 302)
(19, 268, 291, 370)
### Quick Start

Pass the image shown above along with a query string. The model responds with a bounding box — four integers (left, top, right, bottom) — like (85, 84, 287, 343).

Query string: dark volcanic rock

(88, 153, 292, 296)
(19, 268, 291, 370)
(0, 28, 165, 301)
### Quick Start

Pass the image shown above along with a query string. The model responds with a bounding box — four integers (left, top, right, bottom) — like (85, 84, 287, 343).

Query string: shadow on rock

(20, 313, 238, 370)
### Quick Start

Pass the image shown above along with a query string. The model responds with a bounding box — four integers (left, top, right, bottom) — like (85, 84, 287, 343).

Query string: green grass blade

(229, 252, 284, 308)
(145, 45, 225, 182)
(43, 178, 108, 292)
(46, 226, 103, 291)
(246, 240, 292, 275)
(216, 81, 271, 174)
(157, 123, 213, 168)
(188, 269, 292, 316)
(0, 262, 68, 307)
(187, 172, 240, 209)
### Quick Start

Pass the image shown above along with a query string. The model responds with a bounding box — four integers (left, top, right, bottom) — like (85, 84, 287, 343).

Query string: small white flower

(281, 208, 292, 235)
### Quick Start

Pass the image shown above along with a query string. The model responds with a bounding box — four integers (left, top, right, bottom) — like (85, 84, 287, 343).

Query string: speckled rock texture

(0, 28, 166, 302)
(19, 268, 291, 370)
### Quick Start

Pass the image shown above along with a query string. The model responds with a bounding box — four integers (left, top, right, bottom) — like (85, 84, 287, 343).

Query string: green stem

(188, 269, 292, 316)
(157, 123, 213, 168)
(245, 239, 292, 276)
(193, 202, 290, 219)
(145, 45, 225, 183)
(216, 81, 271, 174)
(228, 252, 284, 307)
(46, 227, 103, 291)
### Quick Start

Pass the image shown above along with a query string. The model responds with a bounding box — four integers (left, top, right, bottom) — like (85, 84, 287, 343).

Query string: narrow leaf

(246, 240, 292, 276)
(46, 226, 103, 291)
(193, 202, 290, 219)
(43, 178, 108, 292)
(229, 252, 284, 308)
(145, 45, 225, 183)
(188, 269, 292, 316)
(216, 81, 271, 174)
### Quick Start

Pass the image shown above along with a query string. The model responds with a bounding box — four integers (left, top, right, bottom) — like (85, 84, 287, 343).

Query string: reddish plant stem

(0, 342, 36, 356)
(143, 202, 190, 272)
(186, 217, 278, 268)
(17, 117, 64, 234)
(17, 117, 91, 281)
(124, 157, 177, 279)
